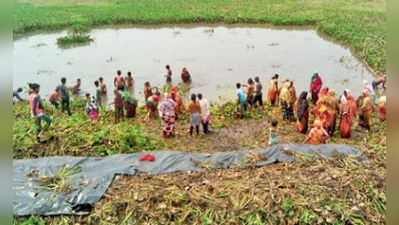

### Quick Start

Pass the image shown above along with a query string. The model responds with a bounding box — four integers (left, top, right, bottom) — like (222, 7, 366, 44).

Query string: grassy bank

(14, 0, 386, 75)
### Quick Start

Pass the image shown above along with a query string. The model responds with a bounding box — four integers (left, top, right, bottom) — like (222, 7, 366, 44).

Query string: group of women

(268, 72, 387, 145)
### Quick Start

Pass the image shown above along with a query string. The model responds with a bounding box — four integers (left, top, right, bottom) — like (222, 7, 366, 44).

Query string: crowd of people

(13, 67, 386, 145)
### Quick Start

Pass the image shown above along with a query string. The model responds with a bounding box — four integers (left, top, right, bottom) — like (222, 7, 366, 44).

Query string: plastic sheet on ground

(13, 144, 366, 216)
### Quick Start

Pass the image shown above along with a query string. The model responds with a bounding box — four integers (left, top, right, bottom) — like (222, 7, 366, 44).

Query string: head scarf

(314, 120, 322, 129)
(171, 86, 178, 94)
(114, 90, 124, 108)
(297, 91, 309, 119)
(328, 90, 336, 97)
(379, 96, 386, 107)
(280, 82, 291, 103)
(363, 80, 375, 94)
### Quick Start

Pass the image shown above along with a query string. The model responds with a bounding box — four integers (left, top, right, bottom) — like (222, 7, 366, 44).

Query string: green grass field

(14, 0, 385, 74)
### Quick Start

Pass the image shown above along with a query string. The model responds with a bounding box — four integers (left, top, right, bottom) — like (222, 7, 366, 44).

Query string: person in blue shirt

(13, 88, 24, 101)
(236, 83, 248, 119)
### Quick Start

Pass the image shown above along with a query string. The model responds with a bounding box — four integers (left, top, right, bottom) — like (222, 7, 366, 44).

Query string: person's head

(271, 120, 278, 128)
(85, 93, 90, 99)
(17, 88, 23, 93)
(171, 86, 178, 94)
(362, 90, 371, 97)
(313, 71, 319, 76)
(127, 72, 132, 77)
(344, 89, 350, 97)
(191, 94, 197, 102)
(94, 81, 100, 87)
(114, 89, 119, 95)
(31, 84, 40, 93)
(182, 68, 187, 72)
(77, 79, 81, 84)
(236, 83, 241, 89)
(198, 93, 203, 100)
(314, 120, 322, 129)
(383, 75, 387, 81)
(117, 70, 122, 76)
(145, 82, 150, 87)
(290, 80, 294, 87)
(255, 77, 260, 83)
(99, 77, 104, 83)
(300, 91, 308, 100)
(166, 65, 170, 70)
(328, 90, 336, 97)
(248, 78, 254, 85)
(61, 77, 67, 84)
(275, 74, 279, 79)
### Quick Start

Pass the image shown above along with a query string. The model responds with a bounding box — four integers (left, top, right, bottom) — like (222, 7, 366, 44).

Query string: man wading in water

(165, 65, 173, 84)
(114, 70, 126, 91)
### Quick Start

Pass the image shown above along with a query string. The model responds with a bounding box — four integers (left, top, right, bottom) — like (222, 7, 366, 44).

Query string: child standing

(268, 120, 280, 146)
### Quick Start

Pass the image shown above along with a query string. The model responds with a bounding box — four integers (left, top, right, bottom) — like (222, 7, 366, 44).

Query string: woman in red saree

(169, 86, 184, 120)
(339, 101, 352, 139)
(347, 94, 357, 122)
(379, 96, 386, 122)
(310, 72, 323, 105)
(296, 91, 309, 134)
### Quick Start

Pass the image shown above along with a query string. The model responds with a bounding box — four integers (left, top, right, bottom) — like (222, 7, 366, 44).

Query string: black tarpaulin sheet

(13, 144, 365, 216)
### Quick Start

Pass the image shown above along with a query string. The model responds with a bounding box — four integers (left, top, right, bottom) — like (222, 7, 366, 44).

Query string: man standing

(253, 77, 264, 109)
(126, 72, 135, 96)
(13, 88, 24, 101)
(57, 77, 72, 116)
(99, 77, 108, 110)
(165, 65, 173, 83)
(236, 83, 248, 119)
(114, 70, 126, 91)
(29, 84, 52, 139)
(198, 93, 211, 134)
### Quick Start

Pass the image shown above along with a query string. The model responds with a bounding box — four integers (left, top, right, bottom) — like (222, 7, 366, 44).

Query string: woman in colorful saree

(296, 91, 309, 134)
(159, 93, 176, 137)
(280, 82, 295, 122)
(309, 72, 323, 105)
(304, 120, 329, 145)
(114, 90, 124, 122)
(359, 90, 375, 131)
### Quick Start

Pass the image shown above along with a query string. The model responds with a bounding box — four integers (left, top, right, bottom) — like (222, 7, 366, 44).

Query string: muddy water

(13, 25, 374, 103)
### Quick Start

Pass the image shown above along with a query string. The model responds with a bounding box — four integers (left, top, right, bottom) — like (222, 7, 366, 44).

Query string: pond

(13, 25, 375, 103)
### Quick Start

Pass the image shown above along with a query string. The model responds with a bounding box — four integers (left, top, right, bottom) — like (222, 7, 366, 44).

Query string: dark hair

(166, 65, 170, 69)
(61, 77, 67, 84)
(17, 88, 23, 92)
(236, 83, 241, 89)
(127, 72, 132, 76)
(191, 94, 197, 102)
(85, 93, 90, 98)
(255, 77, 260, 82)
(99, 77, 104, 82)
(248, 78, 254, 85)
(274, 74, 279, 79)
(77, 79, 81, 82)
(94, 81, 100, 87)
(117, 70, 122, 75)
(198, 93, 203, 100)
(271, 120, 278, 127)
(30, 84, 40, 92)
